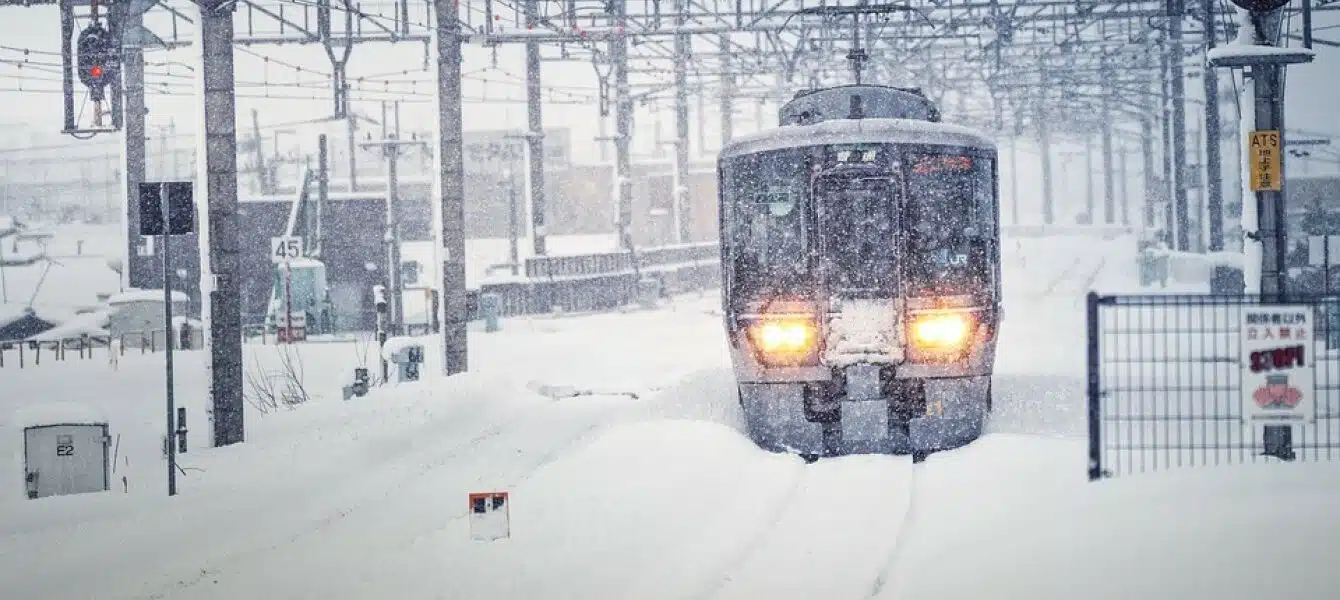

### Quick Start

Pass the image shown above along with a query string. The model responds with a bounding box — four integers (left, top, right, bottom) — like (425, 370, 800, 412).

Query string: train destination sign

(1240, 305, 1317, 425)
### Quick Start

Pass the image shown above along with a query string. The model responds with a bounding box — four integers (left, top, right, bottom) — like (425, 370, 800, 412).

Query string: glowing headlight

(747, 319, 816, 354)
(909, 312, 973, 350)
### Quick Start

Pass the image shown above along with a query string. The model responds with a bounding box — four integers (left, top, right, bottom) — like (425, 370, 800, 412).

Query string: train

(716, 84, 1002, 461)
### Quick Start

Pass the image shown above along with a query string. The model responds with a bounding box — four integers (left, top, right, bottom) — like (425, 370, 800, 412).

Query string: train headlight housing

(907, 310, 976, 360)
(744, 318, 819, 367)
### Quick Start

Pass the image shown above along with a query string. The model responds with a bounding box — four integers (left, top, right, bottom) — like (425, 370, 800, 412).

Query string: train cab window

(721, 149, 811, 289)
(816, 176, 899, 290)
(904, 154, 992, 296)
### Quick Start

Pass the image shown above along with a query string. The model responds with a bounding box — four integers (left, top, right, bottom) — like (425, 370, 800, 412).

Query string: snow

(379, 335, 424, 361)
(721, 116, 995, 159)
(106, 289, 190, 305)
(823, 298, 903, 366)
(5, 402, 109, 430)
(0, 303, 31, 328)
(0, 230, 1334, 600)
(25, 307, 112, 341)
(1207, 43, 1317, 64)
(881, 436, 1340, 600)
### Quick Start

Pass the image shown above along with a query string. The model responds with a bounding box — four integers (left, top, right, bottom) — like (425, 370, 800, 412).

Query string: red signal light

(89, 65, 103, 79)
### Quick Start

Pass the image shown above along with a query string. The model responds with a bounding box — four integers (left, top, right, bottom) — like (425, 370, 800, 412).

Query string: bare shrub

(243, 344, 311, 413)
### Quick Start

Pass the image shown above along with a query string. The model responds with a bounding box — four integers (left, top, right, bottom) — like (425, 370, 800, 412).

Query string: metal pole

(159, 183, 176, 497)
(525, 0, 547, 257)
(672, 0, 690, 244)
(284, 261, 292, 343)
(198, 0, 245, 447)
(612, 1, 634, 250)
(434, 0, 468, 376)
(1009, 136, 1019, 225)
(1204, 0, 1225, 252)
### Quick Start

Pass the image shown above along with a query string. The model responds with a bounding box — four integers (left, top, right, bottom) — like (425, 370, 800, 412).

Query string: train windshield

(816, 176, 899, 291)
(721, 148, 811, 291)
(903, 154, 996, 297)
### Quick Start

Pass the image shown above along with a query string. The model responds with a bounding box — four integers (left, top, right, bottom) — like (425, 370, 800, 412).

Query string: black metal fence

(1087, 293, 1340, 480)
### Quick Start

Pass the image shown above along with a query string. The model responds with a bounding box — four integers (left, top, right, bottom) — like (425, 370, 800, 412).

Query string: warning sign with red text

(1241, 305, 1317, 425)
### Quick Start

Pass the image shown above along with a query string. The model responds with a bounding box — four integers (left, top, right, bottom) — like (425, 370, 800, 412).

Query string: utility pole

(1210, 0, 1316, 461)
(1036, 94, 1055, 225)
(1085, 136, 1096, 222)
(612, 1, 634, 250)
(1204, 0, 1225, 253)
(120, 2, 147, 294)
(1101, 81, 1116, 225)
(524, 0, 547, 256)
(434, 0, 468, 376)
(197, 0, 244, 447)
(672, 0, 690, 243)
(362, 102, 423, 337)
(1168, 6, 1190, 251)
(719, 33, 734, 148)
(1119, 144, 1130, 226)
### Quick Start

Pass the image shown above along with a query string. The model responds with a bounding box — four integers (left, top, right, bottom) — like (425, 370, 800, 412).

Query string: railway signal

(76, 22, 118, 103)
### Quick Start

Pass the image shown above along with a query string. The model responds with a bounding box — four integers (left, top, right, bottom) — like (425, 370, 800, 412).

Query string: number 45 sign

(270, 236, 305, 263)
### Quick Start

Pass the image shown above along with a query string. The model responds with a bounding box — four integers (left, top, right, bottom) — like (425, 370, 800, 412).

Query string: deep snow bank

(882, 435, 1340, 600)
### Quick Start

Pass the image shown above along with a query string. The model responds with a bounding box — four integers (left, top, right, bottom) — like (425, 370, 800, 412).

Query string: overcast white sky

(0, 3, 1335, 166)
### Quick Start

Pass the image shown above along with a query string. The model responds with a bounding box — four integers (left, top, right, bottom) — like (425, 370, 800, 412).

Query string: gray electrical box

(389, 341, 425, 382)
(23, 423, 110, 500)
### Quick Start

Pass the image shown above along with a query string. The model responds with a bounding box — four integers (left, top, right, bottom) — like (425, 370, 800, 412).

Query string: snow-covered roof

(27, 307, 112, 341)
(6, 401, 108, 430)
(720, 117, 996, 160)
(0, 304, 31, 328)
(107, 289, 190, 305)
(380, 335, 425, 361)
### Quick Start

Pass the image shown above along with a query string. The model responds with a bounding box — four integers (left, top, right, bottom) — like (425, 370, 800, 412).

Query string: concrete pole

(672, 0, 690, 243)
(525, 0, 547, 256)
(433, 0, 468, 375)
(1204, 0, 1225, 252)
(120, 7, 147, 294)
(196, 0, 244, 446)
(1101, 92, 1116, 225)
(1169, 13, 1190, 251)
(613, 2, 633, 250)
(718, 33, 734, 147)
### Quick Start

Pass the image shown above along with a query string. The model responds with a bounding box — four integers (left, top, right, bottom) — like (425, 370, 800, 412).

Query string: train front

(719, 130, 1001, 459)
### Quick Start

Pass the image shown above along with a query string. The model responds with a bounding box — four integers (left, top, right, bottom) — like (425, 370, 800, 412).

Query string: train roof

(719, 118, 996, 161)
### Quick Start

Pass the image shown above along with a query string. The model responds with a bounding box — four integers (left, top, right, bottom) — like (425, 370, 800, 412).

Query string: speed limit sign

(270, 236, 304, 263)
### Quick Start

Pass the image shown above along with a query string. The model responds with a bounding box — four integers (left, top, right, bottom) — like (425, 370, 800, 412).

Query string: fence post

(1087, 291, 1103, 481)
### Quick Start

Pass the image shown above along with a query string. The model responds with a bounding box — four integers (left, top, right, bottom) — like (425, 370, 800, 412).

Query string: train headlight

(745, 318, 819, 366)
(908, 311, 974, 351)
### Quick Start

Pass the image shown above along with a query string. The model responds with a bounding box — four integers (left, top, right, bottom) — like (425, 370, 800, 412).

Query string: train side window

(972, 158, 996, 235)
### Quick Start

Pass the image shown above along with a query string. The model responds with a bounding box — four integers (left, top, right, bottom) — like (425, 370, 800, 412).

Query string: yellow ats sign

(1249, 130, 1282, 192)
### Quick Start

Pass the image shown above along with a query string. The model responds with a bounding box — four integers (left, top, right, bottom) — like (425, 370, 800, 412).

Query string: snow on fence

(0, 328, 198, 369)
(474, 241, 721, 318)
